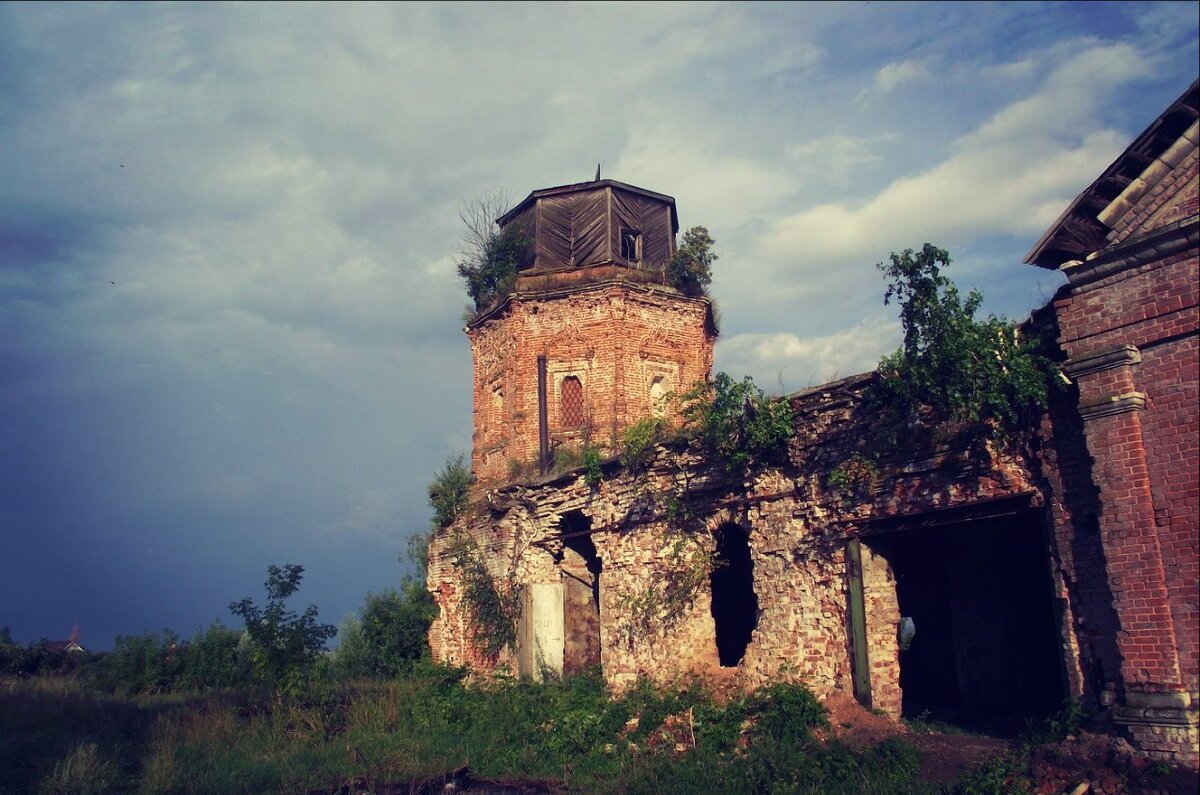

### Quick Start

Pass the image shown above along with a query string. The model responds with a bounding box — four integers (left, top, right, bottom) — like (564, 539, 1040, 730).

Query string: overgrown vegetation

(666, 225, 717, 296)
(455, 191, 532, 315)
(614, 533, 714, 644)
(428, 453, 472, 529)
(870, 244, 1058, 447)
(0, 652, 1176, 795)
(828, 453, 879, 506)
(447, 533, 520, 657)
(228, 564, 337, 697)
(620, 416, 669, 471)
(676, 372, 794, 470)
(0, 670, 959, 795)
(331, 582, 438, 679)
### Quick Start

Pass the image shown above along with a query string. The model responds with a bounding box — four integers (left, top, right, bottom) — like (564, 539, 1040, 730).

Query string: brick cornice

(1063, 344, 1142, 378)
(1078, 391, 1147, 420)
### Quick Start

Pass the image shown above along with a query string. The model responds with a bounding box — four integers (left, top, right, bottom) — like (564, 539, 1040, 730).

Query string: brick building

(1027, 78, 1198, 762)
(466, 179, 716, 482)
(429, 82, 1199, 766)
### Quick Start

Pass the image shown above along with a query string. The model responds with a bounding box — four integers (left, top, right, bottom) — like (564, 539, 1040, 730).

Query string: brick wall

(467, 277, 714, 482)
(429, 374, 1054, 710)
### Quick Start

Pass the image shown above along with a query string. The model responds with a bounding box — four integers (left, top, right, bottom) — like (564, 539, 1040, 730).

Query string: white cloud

(759, 43, 1146, 270)
(613, 116, 799, 230)
(719, 320, 900, 392)
(874, 59, 929, 93)
(787, 134, 887, 187)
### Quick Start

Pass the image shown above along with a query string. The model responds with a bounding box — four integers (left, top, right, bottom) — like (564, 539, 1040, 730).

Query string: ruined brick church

(427, 81, 1199, 766)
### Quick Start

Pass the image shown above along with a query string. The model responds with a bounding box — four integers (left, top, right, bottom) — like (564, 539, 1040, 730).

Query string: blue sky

(1, 1, 1196, 648)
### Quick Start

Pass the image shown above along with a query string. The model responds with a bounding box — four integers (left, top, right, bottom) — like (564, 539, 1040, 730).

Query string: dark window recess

(711, 524, 758, 667)
(560, 376, 586, 428)
(620, 229, 642, 261)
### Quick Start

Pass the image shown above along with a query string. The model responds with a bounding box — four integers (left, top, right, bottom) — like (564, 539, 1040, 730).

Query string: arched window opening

(560, 510, 602, 674)
(560, 376, 585, 428)
(711, 523, 758, 667)
(650, 376, 667, 417)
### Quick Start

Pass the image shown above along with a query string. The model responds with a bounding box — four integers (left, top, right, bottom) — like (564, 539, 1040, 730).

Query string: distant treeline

(0, 578, 437, 695)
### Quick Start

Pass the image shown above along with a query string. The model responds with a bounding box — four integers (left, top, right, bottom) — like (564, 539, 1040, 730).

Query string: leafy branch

(870, 244, 1059, 447)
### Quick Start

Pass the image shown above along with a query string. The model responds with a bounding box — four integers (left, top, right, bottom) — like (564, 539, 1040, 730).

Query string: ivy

(827, 453, 878, 507)
(614, 532, 714, 646)
(448, 533, 520, 657)
(871, 244, 1058, 446)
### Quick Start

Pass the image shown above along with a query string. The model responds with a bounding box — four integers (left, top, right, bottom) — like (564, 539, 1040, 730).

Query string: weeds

(4, 670, 1111, 795)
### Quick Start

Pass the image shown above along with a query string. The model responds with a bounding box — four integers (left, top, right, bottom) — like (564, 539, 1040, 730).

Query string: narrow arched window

(650, 376, 667, 417)
(560, 376, 585, 428)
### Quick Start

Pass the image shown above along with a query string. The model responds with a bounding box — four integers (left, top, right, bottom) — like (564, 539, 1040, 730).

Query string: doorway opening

(560, 510, 602, 674)
(711, 523, 758, 667)
(870, 512, 1065, 734)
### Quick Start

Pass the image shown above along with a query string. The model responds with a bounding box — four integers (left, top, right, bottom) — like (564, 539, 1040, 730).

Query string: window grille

(560, 376, 585, 428)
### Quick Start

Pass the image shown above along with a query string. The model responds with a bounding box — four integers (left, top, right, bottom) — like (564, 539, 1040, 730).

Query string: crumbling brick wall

(467, 278, 715, 483)
(428, 373, 1060, 722)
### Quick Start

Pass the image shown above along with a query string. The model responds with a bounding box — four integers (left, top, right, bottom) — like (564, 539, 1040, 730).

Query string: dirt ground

(820, 693, 1200, 795)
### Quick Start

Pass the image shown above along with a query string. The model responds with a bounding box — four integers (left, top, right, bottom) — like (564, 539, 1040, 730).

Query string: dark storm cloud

(0, 1, 1195, 646)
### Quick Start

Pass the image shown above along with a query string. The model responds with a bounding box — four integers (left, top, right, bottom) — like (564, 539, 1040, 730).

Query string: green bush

(747, 681, 829, 744)
(458, 223, 531, 311)
(620, 416, 668, 471)
(428, 453, 472, 529)
(872, 244, 1057, 444)
(666, 226, 717, 296)
(229, 564, 337, 695)
(676, 373, 793, 470)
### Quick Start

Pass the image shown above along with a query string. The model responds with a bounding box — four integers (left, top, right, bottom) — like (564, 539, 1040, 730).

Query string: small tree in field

(230, 564, 336, 694)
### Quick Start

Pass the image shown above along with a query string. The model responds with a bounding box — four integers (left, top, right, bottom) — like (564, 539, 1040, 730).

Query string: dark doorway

(874, 512, 1064, 734)
(560, 511, 602, 674)
(711, 523, 758, 667)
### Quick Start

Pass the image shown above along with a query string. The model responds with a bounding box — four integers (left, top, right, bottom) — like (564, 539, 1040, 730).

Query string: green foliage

(361, 583, 436, 671)
(428, 453, 472, 529)
(15, 670, 1101, 794)
(583, 443, 604, 487)
(677, 372, 793, 470)
(873, 244, 1056, 443)
(457, 223, 531, 311)
(1018, 701, 1085, 747)
(953, 752, 1033, 795)
(666, 226, 717, 296)
(620, 416, 669, 471)
(615, 533, 713, 643)
(828, 453, 879, 506)
(447, 534, 520, 657)
(229, 564, 337, 695)
(747, 681, 829, 744)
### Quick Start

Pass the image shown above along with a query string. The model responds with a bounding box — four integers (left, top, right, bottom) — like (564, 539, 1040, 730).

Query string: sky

(1, 1, 1197, 649)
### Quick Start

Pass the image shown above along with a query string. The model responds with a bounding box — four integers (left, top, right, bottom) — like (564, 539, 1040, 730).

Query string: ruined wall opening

(560, 510, 602, 674)
(870, 511, 1064, 734)
(711, 523, 758, 667)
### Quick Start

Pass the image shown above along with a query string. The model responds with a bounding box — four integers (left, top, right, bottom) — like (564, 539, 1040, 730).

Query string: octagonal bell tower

(467, 179, 716, 483)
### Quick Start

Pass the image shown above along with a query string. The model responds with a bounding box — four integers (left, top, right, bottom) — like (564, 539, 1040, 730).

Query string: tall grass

(2, 671, 945, 794)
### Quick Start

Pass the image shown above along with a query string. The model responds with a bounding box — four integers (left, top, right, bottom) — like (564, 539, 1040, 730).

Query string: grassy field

(2, 669, 1189, 795)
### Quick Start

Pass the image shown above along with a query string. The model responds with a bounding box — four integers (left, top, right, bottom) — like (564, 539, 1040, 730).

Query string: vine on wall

(448, 532, 520, 657)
